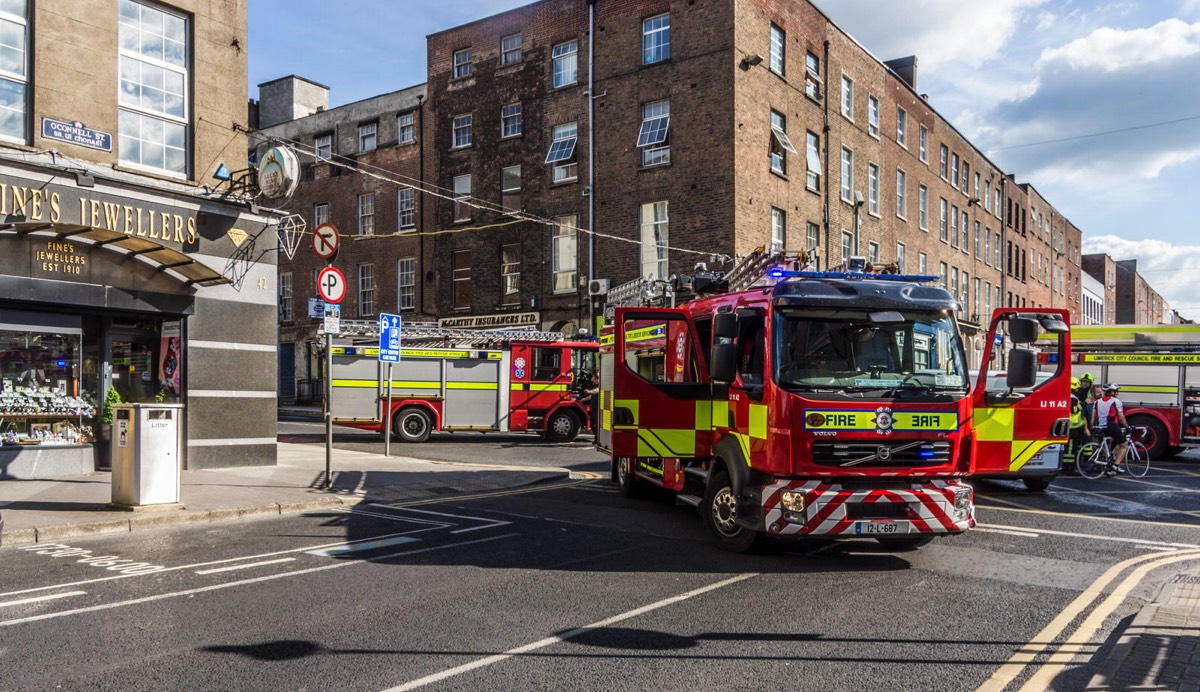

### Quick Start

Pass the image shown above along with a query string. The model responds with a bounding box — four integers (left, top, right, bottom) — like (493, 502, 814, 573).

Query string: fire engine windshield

(774, 308, 968, 392)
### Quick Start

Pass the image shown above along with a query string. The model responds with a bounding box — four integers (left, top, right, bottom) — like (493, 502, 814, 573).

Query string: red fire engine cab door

(611, 308, 714, 461)
(971, 308, 1072, 477)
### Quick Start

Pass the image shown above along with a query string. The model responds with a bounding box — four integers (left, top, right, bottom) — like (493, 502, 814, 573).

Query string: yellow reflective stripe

(711, 400, 729, 428)
(1009, 439, 1058, 472)
(636, 428, 696, 457)
(515, 383, 569, 392)
(804, 410, 876, 430)
(614, 398, 639, 428)
(749, 404, 768, 439)
(446, 382, 498, 390)
(1121, 385, 1180, 394)
(1083, 354, 1200, 364)
(973, 407, 1015, 442)
(332, 379, 379, 388)
(487, 352, 503, 359)
(599, 333, 615, 346)
(731, 432, 753, 465)
(601, 409, 612, 431)
(695, 401, 711, 431)
(330, 348, 479, 359)
(892, 412, 958, 432)
(511, 383, 526, 391)
(624, 323, 667, 343)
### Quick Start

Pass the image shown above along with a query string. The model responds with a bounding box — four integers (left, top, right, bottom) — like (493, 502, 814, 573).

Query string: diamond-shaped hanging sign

(227, 228, 248, 248)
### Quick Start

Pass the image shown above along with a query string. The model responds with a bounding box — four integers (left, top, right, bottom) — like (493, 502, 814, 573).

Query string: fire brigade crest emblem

(873, 406, 894, 435)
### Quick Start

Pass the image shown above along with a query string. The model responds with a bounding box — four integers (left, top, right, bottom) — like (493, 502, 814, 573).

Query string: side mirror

(1039, 317, 1069, 334)
(710, 343, 737, 383)
(713, 312, 738, 340)
(1006, 349, 1037, 389)
(1008, 317, 1040, 345)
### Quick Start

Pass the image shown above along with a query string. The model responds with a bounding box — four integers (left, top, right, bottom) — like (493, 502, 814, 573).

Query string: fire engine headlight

(952, 487, 972, 520)
(780, 490, 808, 514)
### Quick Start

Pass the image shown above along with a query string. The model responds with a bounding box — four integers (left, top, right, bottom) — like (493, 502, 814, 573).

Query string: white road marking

(0, 527, 444, 599)
(367, 503, 512, 533)
(383, 572, 760, 691)
(194, 558, 297, 575)
(0, 534, 518, 628)
(979, 522, 1200, 549)
(978, 503, 1200, 531)
(0, 591, 87, 608)
(974, 527, 1041, 538)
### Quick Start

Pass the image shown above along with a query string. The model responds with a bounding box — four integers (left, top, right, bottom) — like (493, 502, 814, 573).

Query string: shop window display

(0, 328, 96, 446)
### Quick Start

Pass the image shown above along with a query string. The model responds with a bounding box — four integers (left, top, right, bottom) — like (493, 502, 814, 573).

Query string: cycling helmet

(1080, 372, 1095, 383)
(1105, 383, 1120, 393)
(1070, 377, 1081, 389)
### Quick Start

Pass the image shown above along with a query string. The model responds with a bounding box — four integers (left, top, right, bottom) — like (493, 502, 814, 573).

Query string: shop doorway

(108, 336, 159, 404)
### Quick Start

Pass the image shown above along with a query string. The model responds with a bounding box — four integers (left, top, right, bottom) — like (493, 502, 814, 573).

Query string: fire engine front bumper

(748, 479, 975, 538)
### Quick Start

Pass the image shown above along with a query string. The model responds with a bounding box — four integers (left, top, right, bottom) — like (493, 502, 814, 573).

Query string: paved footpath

(1089, 571, 1200, 691)
(0, 442, 574, 547)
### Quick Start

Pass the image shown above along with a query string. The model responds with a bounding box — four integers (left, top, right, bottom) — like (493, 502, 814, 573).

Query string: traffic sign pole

(383, 363, 393, 457)
(325, 331, 332, 490)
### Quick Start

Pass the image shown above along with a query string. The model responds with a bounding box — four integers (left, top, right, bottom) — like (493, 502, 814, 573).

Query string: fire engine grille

(811, 440, 951, 468)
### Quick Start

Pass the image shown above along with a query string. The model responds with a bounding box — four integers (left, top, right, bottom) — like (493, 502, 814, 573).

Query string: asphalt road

(277, 418, 608, 469)
(3, 445, 1200, 691)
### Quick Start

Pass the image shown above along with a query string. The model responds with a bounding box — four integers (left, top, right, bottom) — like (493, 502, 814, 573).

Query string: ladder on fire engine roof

(336, 319, 571, 346)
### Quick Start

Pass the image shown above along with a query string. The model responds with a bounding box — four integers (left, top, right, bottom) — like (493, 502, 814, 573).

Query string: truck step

(677, 493, 703, 507)
(683, 466, 709, 480)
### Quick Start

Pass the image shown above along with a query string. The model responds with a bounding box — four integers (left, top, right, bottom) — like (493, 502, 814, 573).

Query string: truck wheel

(875, 536, 934, 551)
(545, 410, 581, 442)
(1129, 416, 1168, 460)
(393, 407, 432, 443)
(615, 457, 640, 498)
(702, 469, 760, 553)
(1022, 476, 1053, 492)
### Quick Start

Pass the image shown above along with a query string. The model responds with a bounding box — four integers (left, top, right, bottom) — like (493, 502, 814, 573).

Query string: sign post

(378, 313, 402, 457)
(318, 269, 345, 491)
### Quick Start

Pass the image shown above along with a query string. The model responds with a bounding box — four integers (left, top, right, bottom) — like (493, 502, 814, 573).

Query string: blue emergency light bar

(768, 270, 941, 283)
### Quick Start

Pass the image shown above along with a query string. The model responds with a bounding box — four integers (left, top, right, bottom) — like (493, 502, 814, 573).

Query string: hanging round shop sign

(257, 146, 300, 199)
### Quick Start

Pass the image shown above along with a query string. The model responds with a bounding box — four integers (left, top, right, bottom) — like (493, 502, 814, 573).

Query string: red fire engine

(597, 250, 1071, 551)
(329, 322, 597, 442)
(1054, 324, 1200, 459)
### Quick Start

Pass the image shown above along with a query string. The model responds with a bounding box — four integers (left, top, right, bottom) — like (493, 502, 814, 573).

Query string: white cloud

(1082, 235, 1200, 321)
(1037, 18, 1200, 70)
(814, 0, 1046, 70)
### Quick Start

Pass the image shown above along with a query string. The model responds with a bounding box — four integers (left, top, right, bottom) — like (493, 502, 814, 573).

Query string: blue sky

(248, 0, 1200, 321)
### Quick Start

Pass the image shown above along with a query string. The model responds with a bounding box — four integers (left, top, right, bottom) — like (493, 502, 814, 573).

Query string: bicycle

(1077, 426, 1150, 479)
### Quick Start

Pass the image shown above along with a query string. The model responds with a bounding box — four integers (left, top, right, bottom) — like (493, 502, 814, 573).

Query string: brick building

(1, 0, 279, 477)
(255, 79, 429, 398)
(263, 0, 1170, 391)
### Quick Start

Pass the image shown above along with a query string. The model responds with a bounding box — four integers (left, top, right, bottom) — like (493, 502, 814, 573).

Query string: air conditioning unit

(588, 279, 610, 296)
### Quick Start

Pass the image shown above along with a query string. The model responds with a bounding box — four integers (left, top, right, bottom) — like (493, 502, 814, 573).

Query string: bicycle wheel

(1126, 441, 1151, 478)
(1077, 443, 1108, 479)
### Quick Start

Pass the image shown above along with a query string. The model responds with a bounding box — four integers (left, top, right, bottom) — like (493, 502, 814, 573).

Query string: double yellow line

(978, 547, 1200, 691)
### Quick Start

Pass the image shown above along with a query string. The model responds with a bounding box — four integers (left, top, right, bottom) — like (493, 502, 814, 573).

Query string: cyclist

(1065, 377, 1090, 474)
(1092, 383, 1129, 476)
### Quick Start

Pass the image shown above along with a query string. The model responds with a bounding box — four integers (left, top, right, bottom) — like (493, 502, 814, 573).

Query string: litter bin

(111, 403, 183, 506)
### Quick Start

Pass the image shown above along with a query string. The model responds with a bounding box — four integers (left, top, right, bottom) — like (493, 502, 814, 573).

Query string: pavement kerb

(4, 496, 356, 549)
(1086, 579, 1174, 690)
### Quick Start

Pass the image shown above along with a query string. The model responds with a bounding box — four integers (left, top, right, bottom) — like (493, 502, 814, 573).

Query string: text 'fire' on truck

(1040, 323, 1200, 460)
(328, 322, 597, 443)
(595, 248, 1071, 552)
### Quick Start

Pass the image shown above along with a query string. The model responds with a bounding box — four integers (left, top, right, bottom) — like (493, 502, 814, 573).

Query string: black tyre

(875, 536, 934, 551)
(1130, 416, 1168, 460)
(1022, 476, 1053, 492)
(1127, 441, 1151, 478)
(1077, 442, 1108, 479)
(393, 407, 432, 443)
(544, 409, 581, 442)
(615, 456, 640, 498)
(702, 468, 760, 553)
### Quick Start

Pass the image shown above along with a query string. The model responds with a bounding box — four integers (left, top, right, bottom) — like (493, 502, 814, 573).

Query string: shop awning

(10, 222, 230, 287)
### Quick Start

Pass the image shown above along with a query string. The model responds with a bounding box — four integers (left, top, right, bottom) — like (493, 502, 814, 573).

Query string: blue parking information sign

(379, 313, 401, 362)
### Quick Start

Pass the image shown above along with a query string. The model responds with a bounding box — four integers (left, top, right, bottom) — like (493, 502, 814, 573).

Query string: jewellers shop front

(0, 161, 279, 479)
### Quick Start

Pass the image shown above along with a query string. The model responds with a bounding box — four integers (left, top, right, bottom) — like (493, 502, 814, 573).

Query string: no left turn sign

(312, 223, 340, 260)
(317, 266, 346, 304)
